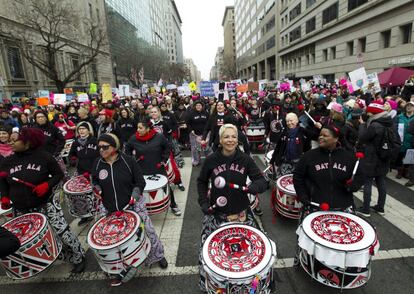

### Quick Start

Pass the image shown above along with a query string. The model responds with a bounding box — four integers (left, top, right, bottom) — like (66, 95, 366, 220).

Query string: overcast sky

(174, 0, 235, 80)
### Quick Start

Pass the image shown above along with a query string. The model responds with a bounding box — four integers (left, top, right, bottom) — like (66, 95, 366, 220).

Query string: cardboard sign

(53, 94, 66, 105)
(64, 88, 73, 95)
(199, 81, 215, 97)
(349, 67, 368, 91)
(102, 83, 112, 103)
(78, 93, 89, 102)
(37, 97, 50, 106)
(89, 83, 97, 94)
(118, 85, 130, 97)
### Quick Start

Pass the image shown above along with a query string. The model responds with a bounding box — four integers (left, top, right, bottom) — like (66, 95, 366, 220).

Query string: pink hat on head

(386, 100, 398, 110)
(330, 102, 343, 113)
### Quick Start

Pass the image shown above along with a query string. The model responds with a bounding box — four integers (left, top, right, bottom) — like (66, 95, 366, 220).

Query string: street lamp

(113, 61, 118, 88)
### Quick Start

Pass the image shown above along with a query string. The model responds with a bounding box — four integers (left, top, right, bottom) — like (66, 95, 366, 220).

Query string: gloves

(1, 197, 11, 210)
(172, 131, 178, 139)
(138, 155, 144, 161)
(32, 182, 49, 198)
(156, 162, 165, 169)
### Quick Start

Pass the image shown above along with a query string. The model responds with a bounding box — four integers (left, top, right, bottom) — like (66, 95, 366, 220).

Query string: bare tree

(1, 0, 107, 92)
(221, 55, 237, 81)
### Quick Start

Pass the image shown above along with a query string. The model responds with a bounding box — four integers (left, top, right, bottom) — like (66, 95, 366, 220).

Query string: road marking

(1, 247, 412, 285)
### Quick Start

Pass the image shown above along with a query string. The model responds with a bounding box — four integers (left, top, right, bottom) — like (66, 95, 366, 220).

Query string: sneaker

(78, 217, 92, 226)
(253, 207, 263, 216)
(396, 174, 403, 179)
(405, 180, 414, 187)
(357, 207, 371, 217)
(371, 205, 385, 215)
(71, 257, 86, 273)
(178, 183, 185, 191)
(171, 206, 182, 216)
(110, 277, 122, 287)
(158, 257, 168, 269)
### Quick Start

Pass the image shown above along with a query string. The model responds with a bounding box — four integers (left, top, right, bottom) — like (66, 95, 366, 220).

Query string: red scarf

(135, 129, 157, 142)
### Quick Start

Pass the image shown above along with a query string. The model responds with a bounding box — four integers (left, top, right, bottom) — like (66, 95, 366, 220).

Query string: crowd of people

(0, 76, 413, 287)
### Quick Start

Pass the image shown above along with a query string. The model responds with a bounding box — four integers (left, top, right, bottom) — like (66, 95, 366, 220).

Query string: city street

(1, 154, 413, 294)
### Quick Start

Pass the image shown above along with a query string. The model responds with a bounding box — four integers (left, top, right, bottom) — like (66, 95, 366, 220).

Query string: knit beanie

(76, 121, 94, 136)
(98, 133, 120, 151)
(366, 103, 385, 114)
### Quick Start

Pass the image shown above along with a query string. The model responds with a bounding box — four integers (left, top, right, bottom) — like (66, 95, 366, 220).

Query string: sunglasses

(98, 145, 111, 151)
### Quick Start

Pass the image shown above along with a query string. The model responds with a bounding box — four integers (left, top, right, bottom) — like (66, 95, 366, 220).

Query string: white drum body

(246, 177, 259, 211)
(274, 174, 302, 219)
(202, 224, 277, 293)
(246, 125, 266, 142)
(87, 210, 151, 274)
(143, 174, 170, 215)
(63, 175, 98, 218)
(0, 200, 13, 219)
(296, 211, 379, 289)
(0, 213, 62, 279)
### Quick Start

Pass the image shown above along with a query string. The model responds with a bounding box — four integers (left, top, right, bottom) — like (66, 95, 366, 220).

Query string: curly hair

(19, 128, 46, 149)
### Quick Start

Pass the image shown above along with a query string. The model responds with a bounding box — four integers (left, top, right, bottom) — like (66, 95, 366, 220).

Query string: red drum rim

(63, 175, 92, 194)
(88, 210, 141, 250)
(202, 224, 275, 280)
(2, 213, 47, 246)
(301, 212, 377, 252)
(276, 174, 296, 195)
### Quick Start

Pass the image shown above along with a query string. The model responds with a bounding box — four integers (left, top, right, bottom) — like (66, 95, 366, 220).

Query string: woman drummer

(125, 118, 182, 216)
(0, 127, 86, 273)
(92, 133, 168, 287)
(197, 123, 268, 290)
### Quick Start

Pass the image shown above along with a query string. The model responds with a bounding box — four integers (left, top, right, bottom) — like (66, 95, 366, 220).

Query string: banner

(78, 93, 89, 102)
(89, 83, 97, 94)
(177, 85, 191, 97)
(199, 81, 215, 97)
(348, 67, 368, 91)
(102, 83, 112, 103)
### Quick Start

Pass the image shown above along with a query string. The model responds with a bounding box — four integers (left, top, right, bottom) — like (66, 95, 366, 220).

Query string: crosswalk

(0, 155, 413, 286)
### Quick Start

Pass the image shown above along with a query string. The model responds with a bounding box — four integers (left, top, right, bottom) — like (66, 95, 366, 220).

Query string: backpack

(376, 126, 401, 160)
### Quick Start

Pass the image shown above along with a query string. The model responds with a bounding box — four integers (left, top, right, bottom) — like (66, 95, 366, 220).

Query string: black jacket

(0, 149, 63, 210)
(197, 149, 268, 215)
(263, 110, 285, 143)
(293, 147, 363, 209)
(186, 109, 209, 136)
(203, 112, 237, 148)
(125, 132, 170, 176)
(92, 153, 146, 214)
(69, 135, 100, 174)
(34, 122, 65, 156)
(115, 117, 136, 144)
(270, 126, 310, 165)
(358, 113, 394, 177)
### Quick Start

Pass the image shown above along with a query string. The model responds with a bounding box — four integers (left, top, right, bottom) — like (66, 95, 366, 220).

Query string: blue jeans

(363, 175, 387, 210)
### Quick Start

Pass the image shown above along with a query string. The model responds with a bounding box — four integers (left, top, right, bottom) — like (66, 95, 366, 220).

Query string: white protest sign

(78, 93, 89, 102)
(348, 67, 368, 91)
(118, 85, 130, 97)
(365, 72, 382, 93)
(53, 94, 66, 105)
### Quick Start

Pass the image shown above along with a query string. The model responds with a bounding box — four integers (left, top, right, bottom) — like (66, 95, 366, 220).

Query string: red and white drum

(63, 175, 98, 218)
(274, 174, 302, 219)
(0, 213, 62, 279)
(165, 153, 182, 185)
(297, 211, 380, 290)
(246, 177, 259, 211)
(0, 200, 13, 219)
(263, 150, 275, 181)
(143, 174, 170, 215)
(87, 210, 151, 274)
(202, 224, 277, 293)
(246, 124, 266, 143)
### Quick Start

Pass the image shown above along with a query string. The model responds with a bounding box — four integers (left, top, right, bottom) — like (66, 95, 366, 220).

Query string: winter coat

(125, 131, 170, 176)
(69, 136, 100, 174)
(0, 149, 63, 210)
(186, 109, 209, 136)
(92, 153, 146, 214)
(202, 112, 237, 148)
(34, 122, 65, 156)
(293, 147, 363, 209)
(115, 117, 136, 144)
(270, 126, 310, 165)
(358, 112, 394, 177)
(197, 148, 268, 215)
(398, 113, 414, 152)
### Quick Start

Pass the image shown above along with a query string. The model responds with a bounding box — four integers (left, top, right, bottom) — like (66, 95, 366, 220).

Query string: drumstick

(350, 152, 365, 182)
(214, 176, 249, 192)
(310, 201, 330, 211)
(11, 177, 36, 189)
(304, 110, 317, 125)
(208, 196, 227, 212)
(229, 183, 249, 192)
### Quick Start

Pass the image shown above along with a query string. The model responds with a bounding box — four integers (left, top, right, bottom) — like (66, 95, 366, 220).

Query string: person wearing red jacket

(0, 128, 86, 273)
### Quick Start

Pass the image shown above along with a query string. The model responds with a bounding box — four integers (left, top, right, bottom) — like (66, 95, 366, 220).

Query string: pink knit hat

(330, 102, 343, 113)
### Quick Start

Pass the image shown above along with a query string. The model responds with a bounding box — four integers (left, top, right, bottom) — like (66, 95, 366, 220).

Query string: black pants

(0, 227, 20, 258)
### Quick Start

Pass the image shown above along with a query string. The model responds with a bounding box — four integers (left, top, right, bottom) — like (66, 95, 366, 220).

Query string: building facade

(234, 0, 414, 82)
(279, 0, 414, 81)
(222, 6, 237, 80)
(150, 0, 169, 50)
(235, 0, 278, 81)
(0, 0, 113, 100)
(210, 47, 225, 80)
(184, 58, 201, 83)
(165, 0, 184, 64)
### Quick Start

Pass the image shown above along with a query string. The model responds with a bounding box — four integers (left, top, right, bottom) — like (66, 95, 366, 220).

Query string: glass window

(358, 37, 366, 53)
(289, 26, 301, 42)
(322, 2, 338, 25)
(331, 46, 336, 59)
(348, 0, 368, 12)
(266, 36, 275, 50)
(306, 17, 316, 34)
(289, 3, 301, 21)
(322, 49, 328, 61)
(306, 0, 317, 9)
(7, 47, 25, 79)
(400, 23, 412, 44)
(347, 41, 354, 56)
(381, 30, 391, 48)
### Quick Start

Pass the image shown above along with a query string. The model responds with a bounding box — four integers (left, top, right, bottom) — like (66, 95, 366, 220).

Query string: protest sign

(348, 67, 368, 91)
(53, 94, 66, 105)
(102, 84, 112, 103)
(200, 81, 215, 97)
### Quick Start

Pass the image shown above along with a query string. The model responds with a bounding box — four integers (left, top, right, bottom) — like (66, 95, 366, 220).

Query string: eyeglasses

(98, 145, 111, 151)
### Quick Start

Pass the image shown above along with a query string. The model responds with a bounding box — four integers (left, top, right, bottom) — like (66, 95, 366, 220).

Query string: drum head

(302, 212, 376, 252)
(63, 175, 92, 194)
(88, 210, 141, 250)
(202, 224, 274, 280)
(144, 174, 168, 191)
(276, 174, 296, 195)
(2, 213, 47, 246)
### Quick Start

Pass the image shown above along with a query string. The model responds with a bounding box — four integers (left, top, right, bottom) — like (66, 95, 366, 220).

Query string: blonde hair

(219, 124, 238, 140)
